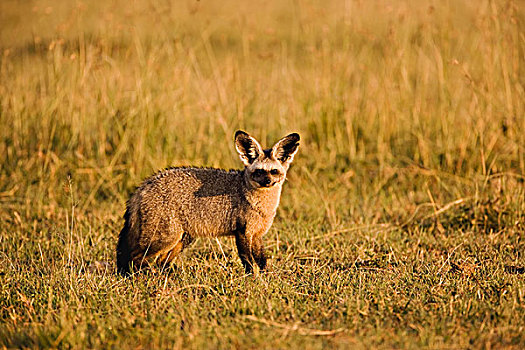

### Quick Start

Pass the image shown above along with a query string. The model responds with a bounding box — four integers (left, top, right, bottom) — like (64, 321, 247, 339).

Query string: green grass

(1, 0, 524, 348)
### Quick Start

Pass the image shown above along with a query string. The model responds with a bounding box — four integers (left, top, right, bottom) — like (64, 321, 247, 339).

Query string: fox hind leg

(157, 232, 194, 270)
(130, 222, 186, 271)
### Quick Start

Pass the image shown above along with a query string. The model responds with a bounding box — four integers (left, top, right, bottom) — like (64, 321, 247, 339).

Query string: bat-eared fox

(116, 130, 300, 275)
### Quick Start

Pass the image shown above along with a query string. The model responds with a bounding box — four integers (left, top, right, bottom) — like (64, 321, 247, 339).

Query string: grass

(1, 0, 524, 348)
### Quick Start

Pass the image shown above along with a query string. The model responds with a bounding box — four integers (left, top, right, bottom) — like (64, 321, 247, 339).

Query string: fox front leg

(235, 231, 254, 274)
(234, 230, 267, 274)
(251, 236, 267, 271)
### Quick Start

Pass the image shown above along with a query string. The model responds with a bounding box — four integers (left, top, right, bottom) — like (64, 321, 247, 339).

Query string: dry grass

(1, 0, 524, 348)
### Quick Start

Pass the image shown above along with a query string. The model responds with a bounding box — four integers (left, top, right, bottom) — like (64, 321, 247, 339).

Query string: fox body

(116, 131, 300, 274)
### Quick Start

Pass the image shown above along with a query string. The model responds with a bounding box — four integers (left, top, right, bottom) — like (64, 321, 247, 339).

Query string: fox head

(235, 130, 300, 189)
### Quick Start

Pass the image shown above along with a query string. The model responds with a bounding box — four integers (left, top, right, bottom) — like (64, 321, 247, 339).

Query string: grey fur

(116, 130, 300, 274)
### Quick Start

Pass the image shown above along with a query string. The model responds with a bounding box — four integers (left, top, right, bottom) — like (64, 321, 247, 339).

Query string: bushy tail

(116, 225, 132, 275)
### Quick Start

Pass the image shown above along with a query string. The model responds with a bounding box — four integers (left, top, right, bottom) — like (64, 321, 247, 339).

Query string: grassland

(1, 0, 524, 348)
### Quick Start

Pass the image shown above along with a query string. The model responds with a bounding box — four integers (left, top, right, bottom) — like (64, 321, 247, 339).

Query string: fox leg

(235, 231, 254, 274)
(235, 230, 267, 274)
(131, 242, 178, 271)
(251, 235, 267, 271)
(131, 223, 186, 271)
(157, 233, 194, 269)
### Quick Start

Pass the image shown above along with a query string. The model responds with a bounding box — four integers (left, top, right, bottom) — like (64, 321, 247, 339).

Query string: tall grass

(1, 0, 524, 348)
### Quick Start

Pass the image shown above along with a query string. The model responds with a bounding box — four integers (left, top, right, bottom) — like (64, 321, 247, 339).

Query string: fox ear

(235, 130, 263, 166)
(272, 133, 300, 166)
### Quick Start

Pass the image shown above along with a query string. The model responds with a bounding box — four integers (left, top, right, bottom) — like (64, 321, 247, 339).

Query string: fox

(116, 130, 300, 275)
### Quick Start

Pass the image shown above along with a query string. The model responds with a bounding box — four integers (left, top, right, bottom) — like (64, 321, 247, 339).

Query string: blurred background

(1, 0, 524, 246)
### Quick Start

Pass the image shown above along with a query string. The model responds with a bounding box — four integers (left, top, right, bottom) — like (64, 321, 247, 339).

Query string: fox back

(116, 130, 300, 274)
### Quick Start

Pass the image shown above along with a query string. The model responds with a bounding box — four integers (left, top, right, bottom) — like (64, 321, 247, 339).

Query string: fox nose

(260, 178, 272, 186)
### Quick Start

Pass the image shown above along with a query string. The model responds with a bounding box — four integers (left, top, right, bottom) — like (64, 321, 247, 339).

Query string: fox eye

(270, 169, 279, 175)
(253, 169, 266, 176)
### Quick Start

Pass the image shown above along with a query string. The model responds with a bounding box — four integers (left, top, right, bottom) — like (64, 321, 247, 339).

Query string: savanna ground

(1, 0, 524, 348)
